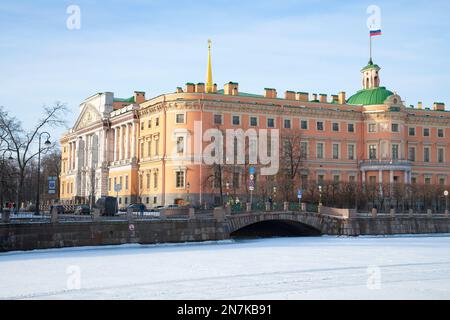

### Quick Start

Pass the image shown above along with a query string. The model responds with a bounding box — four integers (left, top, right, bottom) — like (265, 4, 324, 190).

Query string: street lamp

(318, 185, 323, 207)
(186, 182, 190, 205)
(444, 190, 449, 214)
(36, 132, 51, 216)
(0, 150, 13, 214)
(225, 182, 230, 207)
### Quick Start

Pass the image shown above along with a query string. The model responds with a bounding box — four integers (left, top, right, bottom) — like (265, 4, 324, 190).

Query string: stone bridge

(225, 211, 344, 237)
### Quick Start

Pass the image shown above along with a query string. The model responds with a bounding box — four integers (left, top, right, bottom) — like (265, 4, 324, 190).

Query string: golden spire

(206, 39, 213, 93)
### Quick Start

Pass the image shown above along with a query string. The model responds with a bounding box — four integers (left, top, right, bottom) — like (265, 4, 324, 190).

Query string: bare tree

(0, 103, 67, 208)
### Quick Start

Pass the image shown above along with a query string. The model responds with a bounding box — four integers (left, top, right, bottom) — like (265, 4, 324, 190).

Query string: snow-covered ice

(1, 235, 450, 300)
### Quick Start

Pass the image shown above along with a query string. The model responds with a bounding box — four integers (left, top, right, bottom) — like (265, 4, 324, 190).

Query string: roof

(216, 89, 263, 98)
(113, 96, 135, 103)
(361, 60, 381, 72)
(347, 87, 394, 106)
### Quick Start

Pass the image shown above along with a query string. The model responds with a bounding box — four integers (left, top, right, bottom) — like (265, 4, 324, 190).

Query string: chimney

(418, 101, 423, 109)
(195, 83, 205, 93)
(319, 94, 328, 103)
(134, 91, 146, 104)
(285, 91, 296, 100)
(338, 92, 346, 104)
(185, 83, 195, 93)
(433, 102, 445, 111)
(176, 87, 183, 93)
(213, 83, 217, 93)
(311, 94, 318, 102)
(224, 82, 239, 95)
(296, 92, 309, 102)
(331, 95, 339, 103)
(264, 88, 277, 99)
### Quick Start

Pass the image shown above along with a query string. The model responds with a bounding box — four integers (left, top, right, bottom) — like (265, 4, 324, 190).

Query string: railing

(360, 159, 411, 166)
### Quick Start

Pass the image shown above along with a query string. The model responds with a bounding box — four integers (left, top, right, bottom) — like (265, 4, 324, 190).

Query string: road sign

(249, 167, 255, 175)
(114, 184, 122, 192)
(249, 179, 255, 191)
(129, 224, 135, 231)
(48, 176, 57, 195)
(249, 174, 254, 181)
(297, 189, 302, 199)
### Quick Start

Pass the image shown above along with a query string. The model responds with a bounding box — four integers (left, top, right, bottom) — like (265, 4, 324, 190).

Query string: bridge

(1, 208, 450, 252)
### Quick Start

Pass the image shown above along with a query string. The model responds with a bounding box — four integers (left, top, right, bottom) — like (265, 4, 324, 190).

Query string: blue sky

(1, 0, 449, 139)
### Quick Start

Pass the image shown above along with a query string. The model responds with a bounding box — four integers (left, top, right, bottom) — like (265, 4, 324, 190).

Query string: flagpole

(369, 32, 372, 62)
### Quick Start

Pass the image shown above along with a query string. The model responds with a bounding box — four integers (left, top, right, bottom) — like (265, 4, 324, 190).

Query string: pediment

(73, 104, 102, 131)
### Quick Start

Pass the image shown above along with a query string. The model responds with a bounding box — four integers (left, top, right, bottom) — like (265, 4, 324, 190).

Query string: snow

(1, 235, 450, 300)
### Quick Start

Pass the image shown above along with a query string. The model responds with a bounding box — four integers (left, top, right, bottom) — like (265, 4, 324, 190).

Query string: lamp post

(0, 150, 14, 214)
(444, 190, 449, 214)
(318, 185, 323, 207)
(186, 182, 191, 205)
(225, 182, 230, 207)
(36, 132, 51, 216)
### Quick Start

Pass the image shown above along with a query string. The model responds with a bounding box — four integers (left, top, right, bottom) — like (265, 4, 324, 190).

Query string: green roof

(361, 60, 380, 72)
(113, 96, 135, 103)
(347, 87, 394, 106)
(216, 89, 263, 98)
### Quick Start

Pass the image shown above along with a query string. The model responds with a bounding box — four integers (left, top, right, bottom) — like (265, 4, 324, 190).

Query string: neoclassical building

(59, 43, 450, 207)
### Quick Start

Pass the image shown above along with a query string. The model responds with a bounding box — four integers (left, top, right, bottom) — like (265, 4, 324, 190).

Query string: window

(425, 177, 431, 185)
(147, 141, 151, 157)
(332, 122, 339, 132)
(250, 117, 258, 126)
(232, 115, 240, 125)
(392, 145, 399, 160)
(438, 148, 445, 163)
(349, 176, 356, 183)
(348, 123, 355, 133)
(333, 175, 340, 183)
(423, 128, 430, 137)
(284, 119, 291, 129)
(140, 142, 144, 158)
(176, 171, 185, 188)
(114, 177, 117, 189)
(154, 139, 159, 156)
(369, 176, 376, 184)
(391, 123, 399, 132)
(146, 197, 149, 204)
(146, 173, 150, 189)
(155, 117, 160, 126)
(125, 176, 129, 190)
(317, 121, 324, 131)
(124, 197, 128, 205)
(411, 177, 417, 184)
(108, 178, 112, 191)
(316, 143, 324, 159)
(440, 178, 446, 186)
(438, 128, 444, 138)
(409, 127, 416, 136)
(153, 197, 157, 204)
(267, 118, 275, 128)
(119, 176, 123, 188)
(301, 120, 308, 130)
(369, 145, 377, 160)
(214, 114, 222, 125)
(233, 172, 240, 188)
(368, 123, 377, 133)
(139, 175, 143, 189)
(348, 144, 355, 160)
(424, 147, 430, 162)
(408, 147, 416, 162)
(176, 114, 185, 124)
(148, 119, 151, 129)
(300, 142, 308, 159)
(177, 137, 184, 153)
(332, 143, 339, 160)
(318, 175, 325, 185)
(141, 122, 144, 130)
(154, 172, 158, 188)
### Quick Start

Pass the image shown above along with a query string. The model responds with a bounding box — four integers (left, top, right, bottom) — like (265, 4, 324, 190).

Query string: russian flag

(370, 29, 382, 37)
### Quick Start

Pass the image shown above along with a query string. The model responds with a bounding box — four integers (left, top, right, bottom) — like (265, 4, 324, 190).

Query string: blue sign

(297, 189, 302, 199)
(249, 167, 255, 175)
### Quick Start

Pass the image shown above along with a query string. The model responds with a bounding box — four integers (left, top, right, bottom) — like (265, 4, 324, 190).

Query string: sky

(1, 0, 449, 140)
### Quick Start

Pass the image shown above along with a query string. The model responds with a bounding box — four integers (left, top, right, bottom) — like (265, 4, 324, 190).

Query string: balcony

(359, 159, 411, 171)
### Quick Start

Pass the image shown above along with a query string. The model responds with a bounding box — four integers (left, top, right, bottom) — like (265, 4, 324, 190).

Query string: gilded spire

(206, 39, 213, 93)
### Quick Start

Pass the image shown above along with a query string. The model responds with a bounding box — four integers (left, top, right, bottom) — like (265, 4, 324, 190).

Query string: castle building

(59, 42, 450, 207)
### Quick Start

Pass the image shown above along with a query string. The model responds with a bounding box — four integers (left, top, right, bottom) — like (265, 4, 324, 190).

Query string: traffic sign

(249, 167, 255, 175)
(114, 184, 122, 192)
(297, 189, 302, 199)
(249, 174, 254, 181)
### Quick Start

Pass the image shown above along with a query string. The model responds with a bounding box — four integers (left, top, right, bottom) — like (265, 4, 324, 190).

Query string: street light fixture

(225, 182, 230, 207)
(318, 185, 323, 207)
(444, 190, 449, 213)
(36, 132, 51, 216)
(186, 182, 190, 205)
(1, 150, 13, 215)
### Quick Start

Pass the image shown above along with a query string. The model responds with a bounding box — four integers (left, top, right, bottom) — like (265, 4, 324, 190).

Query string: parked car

(74, 205, 91, 215)
(167, 204, 180, 208)
(50, 205, 65, 215)
(127, 203, 146, 213)
(95, 197, 117, 216)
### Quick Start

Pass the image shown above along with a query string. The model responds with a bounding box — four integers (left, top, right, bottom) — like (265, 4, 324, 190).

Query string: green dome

(347, 87, 393, 106)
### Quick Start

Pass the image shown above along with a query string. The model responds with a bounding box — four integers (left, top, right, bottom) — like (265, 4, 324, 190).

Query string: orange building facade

(59, 45, 450, 208)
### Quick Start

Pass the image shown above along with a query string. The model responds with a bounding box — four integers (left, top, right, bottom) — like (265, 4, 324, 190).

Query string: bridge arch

(226, 212, 340, 238)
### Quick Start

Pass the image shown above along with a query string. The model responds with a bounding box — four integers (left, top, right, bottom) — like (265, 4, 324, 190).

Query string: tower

(361, 59, 381, 89)
(206, 39, 214, 93)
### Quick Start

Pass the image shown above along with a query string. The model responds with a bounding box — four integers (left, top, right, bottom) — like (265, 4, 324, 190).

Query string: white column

(68, 142, 72, 171)
(404, 170, 409, 184)
(131, 122, 136, 160)
(390, 170, 394, 184)
(125, 123, 130, 160)
(113, 128, 117, 162)
(119, 125, 123, 161)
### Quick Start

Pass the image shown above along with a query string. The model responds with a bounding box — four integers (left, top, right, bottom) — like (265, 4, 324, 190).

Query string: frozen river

(1, 235, 450, 300)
